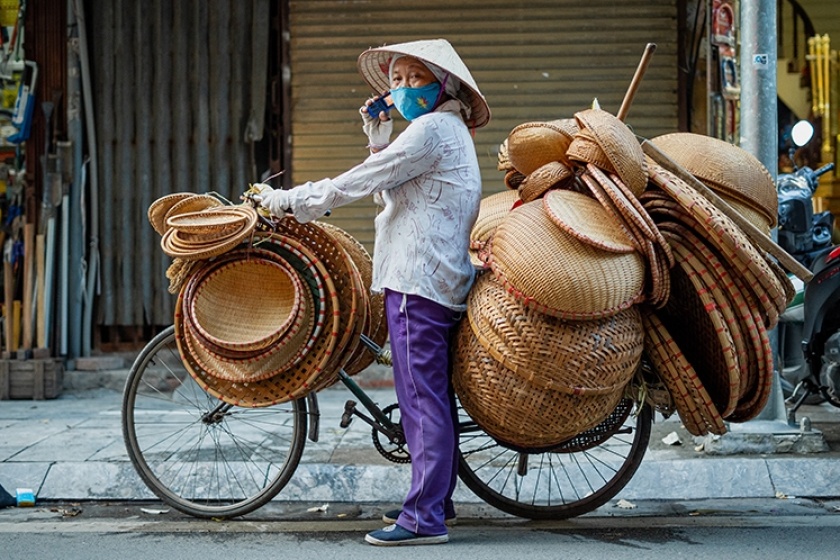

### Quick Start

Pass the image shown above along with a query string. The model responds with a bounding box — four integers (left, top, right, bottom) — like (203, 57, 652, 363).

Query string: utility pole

(704, 0, 827, 453)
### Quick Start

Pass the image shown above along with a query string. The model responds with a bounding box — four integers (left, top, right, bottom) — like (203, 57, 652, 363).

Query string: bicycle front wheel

(458, 398, 652, 520)
(122, 326, 308, 518)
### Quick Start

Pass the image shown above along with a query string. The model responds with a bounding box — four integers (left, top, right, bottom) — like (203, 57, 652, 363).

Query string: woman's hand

(360, 95, 393, 150)
(253, 183, 292, 217)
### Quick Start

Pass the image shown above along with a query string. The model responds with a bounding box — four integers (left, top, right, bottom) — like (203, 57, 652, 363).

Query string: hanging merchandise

(708, 0, 740, 143)
(6, 59, 34, 144)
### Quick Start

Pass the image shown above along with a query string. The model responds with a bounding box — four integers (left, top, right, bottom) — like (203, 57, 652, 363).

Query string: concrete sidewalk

(1, 369, 840, 510)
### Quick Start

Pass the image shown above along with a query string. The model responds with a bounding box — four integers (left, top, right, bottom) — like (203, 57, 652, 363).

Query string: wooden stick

(617, 43, 657, 122)
(641, 140, 813, 283)
(35, 233, 45, 349)
(3, 257, 12, 353)
(22, 222, 34, 351)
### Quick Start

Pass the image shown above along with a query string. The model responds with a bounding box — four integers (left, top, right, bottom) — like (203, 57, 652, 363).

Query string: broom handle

(617, 43, 657, 122)
(641, 141, 813, 283)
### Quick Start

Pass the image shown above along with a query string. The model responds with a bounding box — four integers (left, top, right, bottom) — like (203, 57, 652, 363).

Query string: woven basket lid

(518, 161, 573, 203)
(640, 308, 727, 436)
(543, 189, 636, 254)
(648, 162, 787, 328)
(148, 192, 194, 236)
(506, 121, 575, 175)
(452, 318, 625, 449)
(356, 38, 490, 129)
(160, 206, 258, 260)
(466, 273, 642, 395)
(489, 199, 645, 319)
(574, 108, 648, 196)
(650, 132, 777, 227)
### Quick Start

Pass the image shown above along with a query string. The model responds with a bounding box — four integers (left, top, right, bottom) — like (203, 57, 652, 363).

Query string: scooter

(775, 121, 840, 420)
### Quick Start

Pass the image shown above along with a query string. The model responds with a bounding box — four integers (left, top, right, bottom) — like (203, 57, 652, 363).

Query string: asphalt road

(2, 501, 840, 560)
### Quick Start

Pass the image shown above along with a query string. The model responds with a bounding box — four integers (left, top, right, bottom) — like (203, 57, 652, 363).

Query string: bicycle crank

(372, 403, 411, 464)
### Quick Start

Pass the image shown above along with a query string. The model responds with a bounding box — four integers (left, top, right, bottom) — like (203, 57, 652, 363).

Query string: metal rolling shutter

(288, 0, 679, 249)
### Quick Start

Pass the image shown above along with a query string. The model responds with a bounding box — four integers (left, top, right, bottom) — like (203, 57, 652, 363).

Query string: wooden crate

(0, 359, 64, 400)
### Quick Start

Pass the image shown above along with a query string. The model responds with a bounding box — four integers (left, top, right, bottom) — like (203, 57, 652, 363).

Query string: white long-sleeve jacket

(283, 101, 482, 310)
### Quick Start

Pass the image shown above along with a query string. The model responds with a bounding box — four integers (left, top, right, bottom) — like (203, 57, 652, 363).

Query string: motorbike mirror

(791, 120, 814, 147)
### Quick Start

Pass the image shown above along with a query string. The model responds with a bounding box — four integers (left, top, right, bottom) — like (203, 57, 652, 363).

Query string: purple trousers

(384, 289, 460, 537)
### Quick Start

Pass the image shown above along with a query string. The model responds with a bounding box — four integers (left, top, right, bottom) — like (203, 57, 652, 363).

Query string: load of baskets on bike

(147, 105, 794, 448)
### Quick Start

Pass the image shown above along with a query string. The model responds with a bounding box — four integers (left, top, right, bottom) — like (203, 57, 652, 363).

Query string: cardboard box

(0, 359, 64, 400)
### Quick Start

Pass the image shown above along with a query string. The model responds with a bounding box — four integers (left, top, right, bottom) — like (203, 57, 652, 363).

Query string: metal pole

(737, 0, 795, 429)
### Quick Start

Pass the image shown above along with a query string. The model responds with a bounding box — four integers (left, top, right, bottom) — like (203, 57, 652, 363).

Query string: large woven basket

(176, 236, 340, 407)
(178, 248, 314, 380)
(647, 163, 789, 329)
(271, 219, 367, 391)
(650, 132, 777, 227)
(188, 257, 301, 353)
(452, 318, 626, 449)
(489, 199, 645, 319)
(467, 273, 643, 395)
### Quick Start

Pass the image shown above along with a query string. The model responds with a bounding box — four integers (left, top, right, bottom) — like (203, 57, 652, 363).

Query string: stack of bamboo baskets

(455, 106, 796, 445)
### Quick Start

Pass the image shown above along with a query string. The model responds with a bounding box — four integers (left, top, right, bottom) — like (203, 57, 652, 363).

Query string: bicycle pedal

(340, 400, 357, 428)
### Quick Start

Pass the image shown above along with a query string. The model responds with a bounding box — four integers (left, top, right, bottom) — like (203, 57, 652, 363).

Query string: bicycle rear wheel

(122, 326, 307, 518)
(457, 398, 651, 519)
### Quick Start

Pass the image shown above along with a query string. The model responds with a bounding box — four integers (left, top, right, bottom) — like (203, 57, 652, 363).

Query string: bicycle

(121, 325, 652, 520)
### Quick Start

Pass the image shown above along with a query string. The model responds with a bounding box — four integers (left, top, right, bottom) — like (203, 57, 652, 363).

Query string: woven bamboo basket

(452, 318, 626, 449)
(650, 132, 777, 227)
(640, 308, 726, 436)
(659, 228, 741, 418)
(490, 199, 645, 319)
(188, 257, 301, 353)
(647, 163, 790, 328)
(668, 223, 775, 421)
(543, 189, 636, 254)
(316, 221, 386, 377)
(466, 273, 642, 395)
(518, 161, 573, 202)
(179, 249, 313, 379)
(148, 192, 194, 235)
(574, 108, 648, 196)
(176, 236, 339, 406)
(271, 219, 367, 391)
(506, 121, 575, 175)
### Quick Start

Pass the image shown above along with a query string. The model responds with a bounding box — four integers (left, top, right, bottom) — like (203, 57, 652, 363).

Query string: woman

(257, 38, 490, 546)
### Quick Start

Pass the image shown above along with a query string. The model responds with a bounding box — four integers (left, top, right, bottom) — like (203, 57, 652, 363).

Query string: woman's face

(390, 56, 437, 90)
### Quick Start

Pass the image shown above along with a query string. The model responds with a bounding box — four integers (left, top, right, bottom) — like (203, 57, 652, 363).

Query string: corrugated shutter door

(289, 0, 679, 250)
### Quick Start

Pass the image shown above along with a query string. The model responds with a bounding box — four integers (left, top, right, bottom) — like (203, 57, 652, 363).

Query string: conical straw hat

(357, 38, 490, 128)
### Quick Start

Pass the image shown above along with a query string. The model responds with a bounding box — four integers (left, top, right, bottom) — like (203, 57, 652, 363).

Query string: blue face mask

(391, 82, 441, 121)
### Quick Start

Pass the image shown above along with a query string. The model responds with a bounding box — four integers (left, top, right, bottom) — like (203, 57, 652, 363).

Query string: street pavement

(1, 361, 840, 516)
